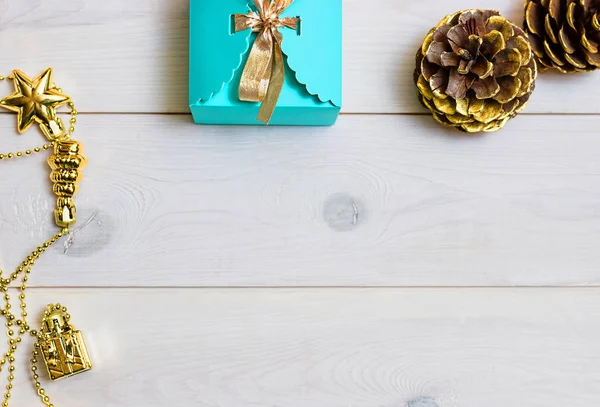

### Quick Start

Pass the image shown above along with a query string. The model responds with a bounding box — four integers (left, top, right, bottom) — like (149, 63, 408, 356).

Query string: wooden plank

(6, 288, 600, 406)
(0, 114, 598, 287)
(1, 0, 599, 114)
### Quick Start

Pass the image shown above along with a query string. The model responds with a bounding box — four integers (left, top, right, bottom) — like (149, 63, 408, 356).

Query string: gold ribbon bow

(234, 0, 299, 124)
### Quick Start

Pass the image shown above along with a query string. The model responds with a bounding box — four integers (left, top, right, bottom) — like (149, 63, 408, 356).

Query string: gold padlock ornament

(37, 304, 92, 381)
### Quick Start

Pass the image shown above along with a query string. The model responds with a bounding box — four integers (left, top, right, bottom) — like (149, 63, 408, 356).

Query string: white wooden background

(0, 0, 599, 406)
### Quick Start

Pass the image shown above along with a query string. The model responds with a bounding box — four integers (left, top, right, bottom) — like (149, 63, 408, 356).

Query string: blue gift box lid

(189, 0, 342, 123)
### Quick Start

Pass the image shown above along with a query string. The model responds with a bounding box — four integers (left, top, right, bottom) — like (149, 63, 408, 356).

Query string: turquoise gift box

(189, 0, 342, 126)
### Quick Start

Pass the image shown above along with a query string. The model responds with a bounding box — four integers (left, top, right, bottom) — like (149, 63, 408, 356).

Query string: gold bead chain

(0, 72, 80, 406)
(0, 229, 67, 407)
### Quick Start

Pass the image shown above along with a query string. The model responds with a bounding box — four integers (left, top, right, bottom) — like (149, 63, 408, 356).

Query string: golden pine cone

(524, 0, 600, 73)
(414, 9, 537, 133)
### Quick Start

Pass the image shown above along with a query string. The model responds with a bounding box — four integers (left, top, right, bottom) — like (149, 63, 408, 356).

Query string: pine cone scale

(565, 49, 588, 68)
(526, 2, 545, 35)
(427, 41, 452, 66)
(593, 14, 600, 30)
(433, 97, 456, 115)
(471, 76, 500, 99)
(482, 33, 506, 62)
(582, 28, 600, 52)
(543, 38, 567, 66)
(495, 76, 521, 103)
(548, 0, 561, 21)
(507, 36, 532, 65)
(558, 27, 577, 53)
(586, 47, 600, 65)
(470, 57, 493, 78)
(440, 51, 462, 68)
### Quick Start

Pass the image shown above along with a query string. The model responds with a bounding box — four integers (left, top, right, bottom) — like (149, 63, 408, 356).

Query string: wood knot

(407, 397, 439, 407)
(323, 194, 363, 232)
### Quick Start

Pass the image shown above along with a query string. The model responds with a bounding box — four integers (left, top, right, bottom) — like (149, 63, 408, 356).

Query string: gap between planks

(16, 286, 600, 290)
(3, 112, 600, 116)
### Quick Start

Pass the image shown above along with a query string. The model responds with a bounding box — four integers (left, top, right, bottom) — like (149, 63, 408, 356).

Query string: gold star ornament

(0, 68, 70, 140)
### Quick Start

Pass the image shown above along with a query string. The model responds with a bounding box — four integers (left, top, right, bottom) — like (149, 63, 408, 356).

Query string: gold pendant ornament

(0, 68, 70, 140)
(0, 68, 91, 406)
(36, 304, 92, 381)
(49, 139, 87, 228)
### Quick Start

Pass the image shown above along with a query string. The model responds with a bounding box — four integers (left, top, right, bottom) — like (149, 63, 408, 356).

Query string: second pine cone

(524, 0, 600, 73)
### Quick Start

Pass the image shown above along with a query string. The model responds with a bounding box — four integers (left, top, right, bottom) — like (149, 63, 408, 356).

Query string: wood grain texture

(1, 0, 598, 403)
(5, 288, 600, 407)
(1, 0, 600, 114)
(0, 114, 598, 287)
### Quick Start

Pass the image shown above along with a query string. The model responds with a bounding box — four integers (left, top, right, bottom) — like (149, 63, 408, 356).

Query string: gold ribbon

(234, 0, 299, 124)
